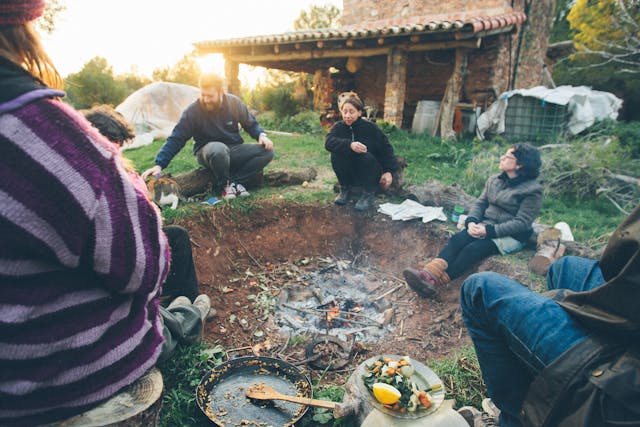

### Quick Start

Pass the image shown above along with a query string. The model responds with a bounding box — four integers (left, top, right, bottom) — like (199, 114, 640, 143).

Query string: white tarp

(476, 85, 623, 140)
(116, 82, 199, 150)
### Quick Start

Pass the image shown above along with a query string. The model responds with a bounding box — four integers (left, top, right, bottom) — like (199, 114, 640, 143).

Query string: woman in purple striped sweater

(0, 1, 202, 425)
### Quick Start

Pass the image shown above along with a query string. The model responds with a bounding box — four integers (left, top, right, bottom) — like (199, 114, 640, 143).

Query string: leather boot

(334, 186, 351, 205)
(423, 258, 451, 286)
(403, 268, 438, 299)
(354, 189, 376, 211)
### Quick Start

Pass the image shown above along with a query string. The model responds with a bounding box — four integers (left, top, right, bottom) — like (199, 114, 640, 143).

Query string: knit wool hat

(0, 0, 46, 25)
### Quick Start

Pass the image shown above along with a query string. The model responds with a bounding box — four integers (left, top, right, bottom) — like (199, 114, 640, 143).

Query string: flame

(326, 304, 340, 323)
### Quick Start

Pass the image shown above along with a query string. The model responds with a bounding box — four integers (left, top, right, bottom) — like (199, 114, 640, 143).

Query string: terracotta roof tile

(195, 11, 526, 50)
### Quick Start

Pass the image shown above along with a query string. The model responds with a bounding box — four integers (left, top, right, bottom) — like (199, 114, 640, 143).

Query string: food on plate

(362, 356, 442, 413)
(372, 383, 401, 405)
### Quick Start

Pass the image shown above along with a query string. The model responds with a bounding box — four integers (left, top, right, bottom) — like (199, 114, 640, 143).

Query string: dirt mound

(176, 202, 536, 382)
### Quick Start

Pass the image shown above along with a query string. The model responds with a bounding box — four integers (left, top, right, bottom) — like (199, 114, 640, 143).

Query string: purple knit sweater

(0, 91, 169, 425)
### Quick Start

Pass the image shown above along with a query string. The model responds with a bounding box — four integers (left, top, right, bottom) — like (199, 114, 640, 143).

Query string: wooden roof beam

(223, 38, 481, 64)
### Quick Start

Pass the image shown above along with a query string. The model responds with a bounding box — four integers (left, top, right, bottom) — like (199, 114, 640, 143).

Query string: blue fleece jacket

(155, 93, 264, 169)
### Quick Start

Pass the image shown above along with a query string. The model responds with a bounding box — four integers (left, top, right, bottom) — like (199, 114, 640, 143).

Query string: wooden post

(312, 69, 334, 112)
(224, 57, 240, 96)
(437, 48, 468, 139)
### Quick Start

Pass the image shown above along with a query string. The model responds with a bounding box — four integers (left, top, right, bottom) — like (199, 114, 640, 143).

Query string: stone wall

(342, 0, 512, 26)
(465, 35, 512, 108)
(332, 0, 555, 128)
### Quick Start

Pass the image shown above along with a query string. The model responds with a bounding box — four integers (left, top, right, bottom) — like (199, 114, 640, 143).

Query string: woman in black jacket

(325, 93, 398, 211)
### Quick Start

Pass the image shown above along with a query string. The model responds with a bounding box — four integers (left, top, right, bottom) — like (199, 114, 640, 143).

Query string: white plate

(358, 354, 446, 419)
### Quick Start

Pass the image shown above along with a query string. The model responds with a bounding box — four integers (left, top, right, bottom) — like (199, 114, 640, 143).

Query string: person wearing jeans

(460, 205, 640, 426)
(404, 143, 542, 299)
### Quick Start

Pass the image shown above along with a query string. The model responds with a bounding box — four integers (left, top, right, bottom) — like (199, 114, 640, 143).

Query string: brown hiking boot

(403, 268, 438, 299)
(422, 258, 451, 285)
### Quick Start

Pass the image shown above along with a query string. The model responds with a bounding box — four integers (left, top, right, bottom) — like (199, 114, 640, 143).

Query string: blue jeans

(460, 256, 605, 426)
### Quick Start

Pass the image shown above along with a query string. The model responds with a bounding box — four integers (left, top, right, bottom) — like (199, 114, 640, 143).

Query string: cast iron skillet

(196, 356, 312, 426)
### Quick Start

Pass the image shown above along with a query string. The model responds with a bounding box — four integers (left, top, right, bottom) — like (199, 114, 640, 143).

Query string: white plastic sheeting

(116, 82, 199, 150)
(476, 85, 623, 140)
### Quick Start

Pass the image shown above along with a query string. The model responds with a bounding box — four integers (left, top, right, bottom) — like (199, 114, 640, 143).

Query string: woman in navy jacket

(325, 93, 398, 211)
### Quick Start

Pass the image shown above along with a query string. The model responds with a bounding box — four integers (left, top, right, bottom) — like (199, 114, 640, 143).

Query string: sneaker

(167, 296, 191, 310)
(334, 186, 351, 205)
(482, 398, 501, 419)
(476, 412, 498, 427)
(403, 267, 438, 299)
(234, 183, 250, 197)
(222, 182, 236, 200)
(193, 294, 211, 322)
(457, 406, 498, 427)
(354, 190, 375, 211)
(458, 406, 481, 426)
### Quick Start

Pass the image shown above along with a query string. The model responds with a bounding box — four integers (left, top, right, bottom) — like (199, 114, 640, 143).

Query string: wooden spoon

(245, 384, 338, 410)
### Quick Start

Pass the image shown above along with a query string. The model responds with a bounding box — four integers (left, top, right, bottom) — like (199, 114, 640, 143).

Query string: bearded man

(142, 73, 274, 199)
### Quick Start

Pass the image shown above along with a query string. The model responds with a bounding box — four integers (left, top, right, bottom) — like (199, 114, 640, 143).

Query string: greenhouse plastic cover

(116, 82, 199, 150)
(476, 85, 623, 139)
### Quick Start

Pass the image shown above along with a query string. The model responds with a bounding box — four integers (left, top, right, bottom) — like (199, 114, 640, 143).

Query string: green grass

(124, 131, 627, 240)
(157, 341, 225, 427)
(430, 346, 485, 409)
(124, 128, 628, 424)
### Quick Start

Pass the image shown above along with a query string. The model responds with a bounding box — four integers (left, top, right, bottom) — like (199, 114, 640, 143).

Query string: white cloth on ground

(378, 199, 447, 223)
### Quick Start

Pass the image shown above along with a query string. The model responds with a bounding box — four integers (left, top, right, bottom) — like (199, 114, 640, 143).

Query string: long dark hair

(512, 143, 541, 179)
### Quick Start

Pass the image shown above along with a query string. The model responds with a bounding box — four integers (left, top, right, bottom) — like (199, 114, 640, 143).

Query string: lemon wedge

(372, 382, 401, 405)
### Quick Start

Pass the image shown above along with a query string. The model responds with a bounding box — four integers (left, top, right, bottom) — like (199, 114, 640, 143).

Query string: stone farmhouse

(195, 0, 555, 136)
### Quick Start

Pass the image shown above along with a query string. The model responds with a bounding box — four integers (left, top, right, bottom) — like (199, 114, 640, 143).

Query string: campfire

(318, 299, 364, 329)
(274, 266, 395, 343)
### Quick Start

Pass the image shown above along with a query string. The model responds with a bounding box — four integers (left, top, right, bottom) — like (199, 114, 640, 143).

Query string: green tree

(117, 71, 151, 96)
(568, 0, 639, 73)
(38, 0, 64, 34)
(550, 0, 575, 42)
(293, 4, 341, 30)
(64, 57, 127, 109)
(152, 52, 200, 86)
(554, 0, 640, 120)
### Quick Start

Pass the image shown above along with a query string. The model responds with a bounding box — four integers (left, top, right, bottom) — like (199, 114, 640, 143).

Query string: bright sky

(43, 0, 342, 85)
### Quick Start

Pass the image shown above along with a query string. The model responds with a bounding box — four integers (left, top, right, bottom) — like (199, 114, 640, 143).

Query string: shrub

(256, 110, 324, 134)
(540, 138, 639, 212)
(615, 121, 640, 159)
(261, 83, 299, 117)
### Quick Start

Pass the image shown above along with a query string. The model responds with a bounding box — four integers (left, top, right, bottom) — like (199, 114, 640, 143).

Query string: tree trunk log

(405, 180, 477, 212)
(51, 368, 163, 427)
(172, 168, 215, 198)
(172, 167, 318, 198)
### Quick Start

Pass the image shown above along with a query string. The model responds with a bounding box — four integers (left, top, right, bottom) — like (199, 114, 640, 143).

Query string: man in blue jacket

(142, 73, 274, 199)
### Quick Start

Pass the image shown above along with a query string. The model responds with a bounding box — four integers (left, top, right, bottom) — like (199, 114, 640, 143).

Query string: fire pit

(274, 265, 396, 345)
